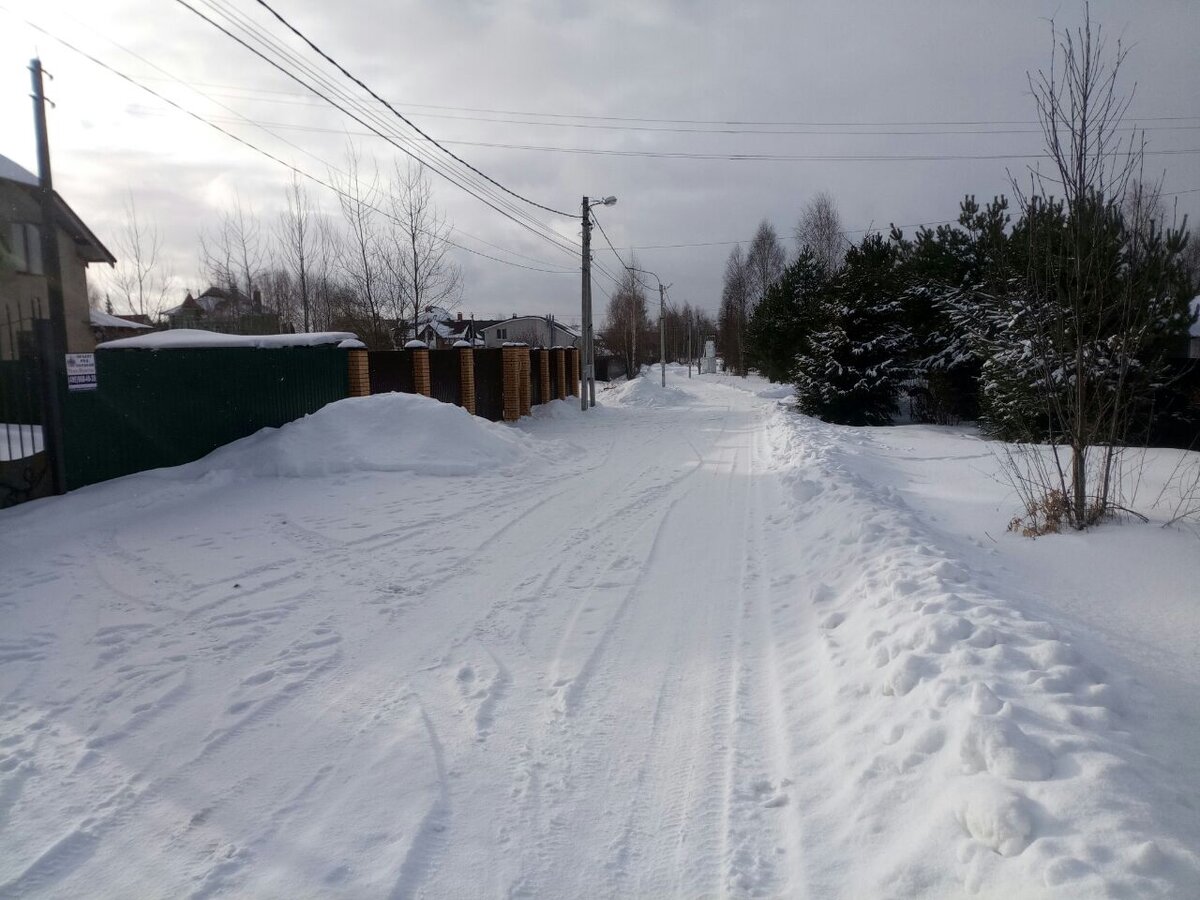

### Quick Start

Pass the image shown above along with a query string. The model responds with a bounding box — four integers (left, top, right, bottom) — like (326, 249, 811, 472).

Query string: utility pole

(31, 58, 68, 496)
(687, 309, 692, 378)
(580, 196, 592, 411)
(659, 281, 666, 388)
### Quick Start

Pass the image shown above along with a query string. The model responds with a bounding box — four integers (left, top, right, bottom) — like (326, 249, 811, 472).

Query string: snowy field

(1, 370, 1197, 898)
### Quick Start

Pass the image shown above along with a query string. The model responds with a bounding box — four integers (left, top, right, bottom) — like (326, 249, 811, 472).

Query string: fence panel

(529, 349, 543, 407)
(64, 346, 349, 490)
(1, 297, 52, 507)
(368, 350, 415, 395)
(429, 349, 459, 406)
(474, 349, 504, 421)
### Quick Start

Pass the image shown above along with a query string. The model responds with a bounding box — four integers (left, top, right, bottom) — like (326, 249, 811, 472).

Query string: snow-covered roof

(484, 316, 580, 338)
(90, 309, 152, 330)
(0, 153, 38, 187)
(97, 329, 358, 350)
(416, 306, 455, 326)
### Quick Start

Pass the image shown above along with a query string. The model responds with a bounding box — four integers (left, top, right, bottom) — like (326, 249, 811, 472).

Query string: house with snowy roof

(90, 308, 153, 343)
(414, 307, 501, 348)
(0, 152, 116, 356)
(480, 315, 579, 349)
(163, 286, 281, 335)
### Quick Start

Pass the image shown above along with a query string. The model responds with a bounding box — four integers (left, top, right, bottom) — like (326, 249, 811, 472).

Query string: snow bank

(97, 329, 358, 350)
(187, 393, 536, 478)
(763, 409, 1200, 896)
(609, 375, 693, 408)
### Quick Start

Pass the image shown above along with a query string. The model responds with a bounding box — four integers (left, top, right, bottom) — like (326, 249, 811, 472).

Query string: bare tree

(745, 220, 786, 309)
(112, 194, 173, 318)
(601, 264, 651, 377)
(330, 144, 390, 347)
(718, 244, 749, 374)
(385, 160, 463, 335)
(276, 173, 319, 332)
(794, 191, 845, 274)
(999, 5, 1192, 531)
(201, 192, 264, 301)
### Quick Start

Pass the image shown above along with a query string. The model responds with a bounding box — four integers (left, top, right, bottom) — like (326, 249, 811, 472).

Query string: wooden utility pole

(31, 58, 68, 495)
(580, 199, 595, 415)
(659, 282, 666, 388)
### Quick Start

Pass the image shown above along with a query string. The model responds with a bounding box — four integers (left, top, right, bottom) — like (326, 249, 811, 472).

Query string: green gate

(65, 345, 349, 489)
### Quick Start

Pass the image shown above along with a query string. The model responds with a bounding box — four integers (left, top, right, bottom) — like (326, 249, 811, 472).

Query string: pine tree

(900, 196, 1013, 424)
(745, 251, 827, 384)
(793, 233, 911, 425)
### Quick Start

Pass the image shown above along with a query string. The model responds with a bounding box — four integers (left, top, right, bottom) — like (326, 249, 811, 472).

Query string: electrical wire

(248, 0, 575, 218)
(172, 0, 581, 260)
(122, 75, 1200, 129)
(422, 139, 1200, 162)
(191, 0, 580, 256)
(7, 15, 577, 276)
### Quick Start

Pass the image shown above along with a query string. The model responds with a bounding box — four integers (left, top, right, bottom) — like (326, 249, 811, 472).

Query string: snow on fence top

(96, 329, 360, 350)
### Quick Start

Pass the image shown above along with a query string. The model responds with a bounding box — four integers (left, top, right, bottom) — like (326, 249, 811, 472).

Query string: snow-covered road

(1, 372, 1197, 898)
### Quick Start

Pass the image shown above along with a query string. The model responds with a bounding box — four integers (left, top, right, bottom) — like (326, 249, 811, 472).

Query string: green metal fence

(65, 346, 349, 490)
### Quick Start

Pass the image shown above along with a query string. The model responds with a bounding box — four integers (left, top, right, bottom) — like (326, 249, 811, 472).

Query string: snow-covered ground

(1, 371, 1197, 898)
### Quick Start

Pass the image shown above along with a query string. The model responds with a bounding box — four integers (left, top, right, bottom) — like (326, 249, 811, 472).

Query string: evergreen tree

(745, 250, 827, 384)
(900, 196, 1013, 423)
(793, 233, 912, 425)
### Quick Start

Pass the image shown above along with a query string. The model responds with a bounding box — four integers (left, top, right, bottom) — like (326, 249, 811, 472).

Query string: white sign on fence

(66, 353, 97, 391)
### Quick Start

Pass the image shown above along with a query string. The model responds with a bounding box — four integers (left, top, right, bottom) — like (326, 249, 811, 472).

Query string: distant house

(480, 316, 579, 349)
(413, 307, 502, 348)
(0, 153, 116, 356)
(163, 286, 281, 335)
(90, 309, 153, 343)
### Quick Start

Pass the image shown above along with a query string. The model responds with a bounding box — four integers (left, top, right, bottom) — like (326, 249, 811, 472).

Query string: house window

(497, 328, 507, 339)
(7, 223, 43, 275)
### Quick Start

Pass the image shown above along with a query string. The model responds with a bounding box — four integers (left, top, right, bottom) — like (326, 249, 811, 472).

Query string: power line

(172, 0, 581, 260)
(6, 16, 577, 277)
(120, 84, 1200, 136)
(589, 209, 631, 276)
(247, 0, 575, 219)
(122, 76, 1200, 128)
(424, 139, 1200, 162)
(195, 0, 579, 256)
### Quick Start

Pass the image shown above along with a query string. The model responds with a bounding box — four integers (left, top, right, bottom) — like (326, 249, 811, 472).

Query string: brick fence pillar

(502, 344, 523, 421)
(539, 350, 551, 405)
(518, 346, 532, 416)
(457, 343, 476, 415)
(568, 347, 580, 397)
(347, 348, 370, 397)
(411, 348, 431, 397)
(553, 348, 567, 400)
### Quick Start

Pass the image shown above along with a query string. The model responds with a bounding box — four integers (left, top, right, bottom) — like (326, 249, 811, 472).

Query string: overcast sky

(2, 0, 1197, 324)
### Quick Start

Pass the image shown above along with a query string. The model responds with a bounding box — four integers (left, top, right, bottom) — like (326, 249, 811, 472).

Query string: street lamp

(626, 265, 669, 388)
(581, 195, 617, 411)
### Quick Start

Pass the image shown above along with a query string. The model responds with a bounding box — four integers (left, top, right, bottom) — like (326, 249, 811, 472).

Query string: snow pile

(609, 375, 693, 408)
(188, 393, 537, 478)
(762, 408, 1200, 896)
